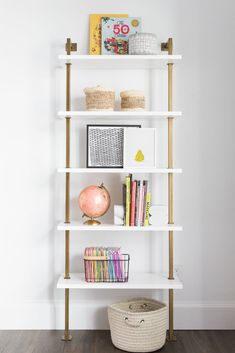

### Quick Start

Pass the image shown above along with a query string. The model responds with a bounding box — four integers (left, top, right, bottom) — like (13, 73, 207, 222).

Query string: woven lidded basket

(108, 297, 167, 352)
(120, 90, 145, 111)
(129, 33, 158, 55)
(84, 85, 115, 111)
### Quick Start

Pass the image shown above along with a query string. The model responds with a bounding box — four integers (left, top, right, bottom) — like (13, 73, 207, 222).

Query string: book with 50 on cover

(101, 17, 141, 55)
(89, 14, 128, 55)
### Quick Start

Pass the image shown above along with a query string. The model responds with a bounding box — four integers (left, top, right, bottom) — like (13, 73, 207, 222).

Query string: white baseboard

(175, 301, 235, 329)
(0, 301, 235, 329)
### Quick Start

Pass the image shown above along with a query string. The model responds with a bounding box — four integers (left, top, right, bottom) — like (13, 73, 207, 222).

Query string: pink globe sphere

(78, 184, 111, 219)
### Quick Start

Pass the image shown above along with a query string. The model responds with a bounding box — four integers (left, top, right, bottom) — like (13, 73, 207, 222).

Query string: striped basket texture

(108, 298, 167, 352)
(85, 91, 115, 111)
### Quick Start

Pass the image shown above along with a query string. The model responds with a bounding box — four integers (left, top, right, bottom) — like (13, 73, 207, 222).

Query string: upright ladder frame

(61, 37, 176, 341)
(162, 37, 176, 341)
(62, 38, 77, 341)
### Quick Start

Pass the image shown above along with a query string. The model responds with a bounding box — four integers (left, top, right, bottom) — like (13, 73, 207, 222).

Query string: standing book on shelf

(89, 14, 128, 55)
(134, 180, 140, 226)
(141, 181, 148, 226)
(144, 192, 151, 226)
(101, 17, 141, 55)
(138, 181, 143, 226)
(130, 180, 137, 226)
(122, 184, 126, 225)
(125, 174, 132, 226)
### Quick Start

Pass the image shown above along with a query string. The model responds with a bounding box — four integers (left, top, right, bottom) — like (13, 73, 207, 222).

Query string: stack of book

(123, 174, 150, 226)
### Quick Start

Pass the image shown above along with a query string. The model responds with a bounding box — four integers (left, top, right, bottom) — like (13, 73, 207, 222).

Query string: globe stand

(83, 218, 101, 226)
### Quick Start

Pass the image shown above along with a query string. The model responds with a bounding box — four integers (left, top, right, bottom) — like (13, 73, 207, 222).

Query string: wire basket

(84, 254, 130, 282)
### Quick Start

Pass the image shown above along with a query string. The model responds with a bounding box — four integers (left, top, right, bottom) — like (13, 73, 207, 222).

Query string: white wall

(0, 0, 235, 330)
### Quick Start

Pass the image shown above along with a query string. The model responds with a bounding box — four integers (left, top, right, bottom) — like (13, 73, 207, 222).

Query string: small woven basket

(108, 297, 167, 352)
(129, 33, 158, 55)
(120, 90, 145, 111)
(84, 85, 115, 111)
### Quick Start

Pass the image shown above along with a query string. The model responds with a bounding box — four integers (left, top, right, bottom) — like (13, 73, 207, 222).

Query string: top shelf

(58, 54, 182, 70)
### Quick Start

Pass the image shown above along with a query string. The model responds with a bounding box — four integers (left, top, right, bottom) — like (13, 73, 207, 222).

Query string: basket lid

(109, 297, 166, 315)
(120, 90, 145, 98)
(84, 85, 115, 94)
(129, 32, 158, 39)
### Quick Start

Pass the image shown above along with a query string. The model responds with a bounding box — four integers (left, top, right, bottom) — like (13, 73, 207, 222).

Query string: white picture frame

(123, 128, 157, 168)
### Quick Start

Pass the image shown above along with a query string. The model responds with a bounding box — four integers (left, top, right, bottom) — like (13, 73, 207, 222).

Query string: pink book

(130, 181, 137, 226)
(134, 181, 140, 226)
(141, 181, 148, 226)
(139, 181, 145, 226)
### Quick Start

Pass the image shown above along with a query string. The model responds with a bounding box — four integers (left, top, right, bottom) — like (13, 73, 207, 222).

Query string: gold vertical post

(168, 59, 174, 282)
(62, 38, 76, 342)
(161, 38, 176, 342)
(65, 62, 71, 279)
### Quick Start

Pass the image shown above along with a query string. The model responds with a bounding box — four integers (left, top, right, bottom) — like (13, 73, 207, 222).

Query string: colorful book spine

(122, 176, 151, 227)
(130, 180, 137, 226)
(135, 180, 140, 226)
(84, 247, 124, 282)
(138, 181, 144, 226)
(144, 192, 151, 226)
(125, 175, 131, 226)
(123, 184, 126, 225)
(141, 181, 148, 226)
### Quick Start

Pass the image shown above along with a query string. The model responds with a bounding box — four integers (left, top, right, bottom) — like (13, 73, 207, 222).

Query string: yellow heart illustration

(135, 150, 145, 162)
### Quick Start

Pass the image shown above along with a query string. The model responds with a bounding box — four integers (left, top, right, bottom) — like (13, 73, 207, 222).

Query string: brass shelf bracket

(65, 38, 77, 54)
(161, 38, 173, 55)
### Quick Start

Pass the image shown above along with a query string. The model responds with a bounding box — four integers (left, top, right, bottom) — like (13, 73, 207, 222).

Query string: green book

(144, 192, 151, 226)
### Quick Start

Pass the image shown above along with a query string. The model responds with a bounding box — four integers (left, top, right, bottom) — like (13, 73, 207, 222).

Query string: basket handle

(129, 303, 148, 310)
(124, 317, 145, 328)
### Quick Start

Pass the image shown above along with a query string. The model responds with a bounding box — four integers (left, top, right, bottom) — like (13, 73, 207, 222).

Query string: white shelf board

(58, 54, 182, 70)
(57, 272, 183, 290)
(57, 221, 183, 232)
(57, 168, 182, 174)
(57, 111, 182, 119)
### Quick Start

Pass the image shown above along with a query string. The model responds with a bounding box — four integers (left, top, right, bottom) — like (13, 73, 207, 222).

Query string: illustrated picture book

(101, 17, 141, 55)
(89, 14, 128, 55)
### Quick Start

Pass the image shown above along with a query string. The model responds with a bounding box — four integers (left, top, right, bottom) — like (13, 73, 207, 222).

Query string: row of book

(90, 14, 141, 55)
(84, 247, 129, 282)
(123, 174, 150, 226)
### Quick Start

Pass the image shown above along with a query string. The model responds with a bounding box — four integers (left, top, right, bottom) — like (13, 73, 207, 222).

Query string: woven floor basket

(108, 298, 167, 352)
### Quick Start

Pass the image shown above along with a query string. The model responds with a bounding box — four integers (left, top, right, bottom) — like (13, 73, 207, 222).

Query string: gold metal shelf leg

(165, 37, 176, 342)
(61, 38, 76, 342)
(167, 289, 176, 342)
(62, 288, 72, 341)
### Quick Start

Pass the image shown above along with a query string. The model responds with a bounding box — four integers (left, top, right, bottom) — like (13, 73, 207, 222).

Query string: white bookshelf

(58, 54, 182, 70)
(58, 111, 182, 119)
(57, 38, 182, 340)
(57, 221, 183, 232)
(57, 168, 182, 174)
(57, 272, 183, 290)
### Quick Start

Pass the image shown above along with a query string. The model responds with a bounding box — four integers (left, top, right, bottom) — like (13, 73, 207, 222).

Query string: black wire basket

(84, 254, 130, 283)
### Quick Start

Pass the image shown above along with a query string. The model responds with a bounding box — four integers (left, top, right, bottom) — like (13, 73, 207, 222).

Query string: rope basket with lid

(108, 297, 167, 352)
(84, 85, 115, 111)
(120, 90, 145, 111)
(129, 33, 158, 55)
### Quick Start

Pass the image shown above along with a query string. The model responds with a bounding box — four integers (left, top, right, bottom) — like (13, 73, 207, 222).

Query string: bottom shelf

(57, 272, 183, 290)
